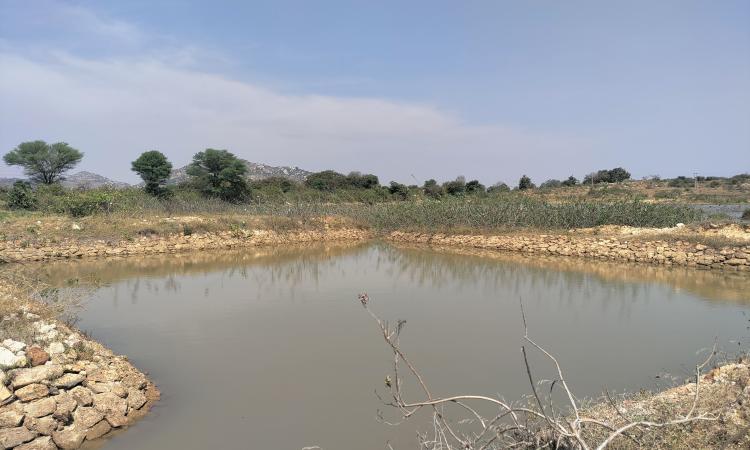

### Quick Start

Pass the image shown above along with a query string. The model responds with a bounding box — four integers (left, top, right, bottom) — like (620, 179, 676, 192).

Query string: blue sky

(1, 0, 748, 184)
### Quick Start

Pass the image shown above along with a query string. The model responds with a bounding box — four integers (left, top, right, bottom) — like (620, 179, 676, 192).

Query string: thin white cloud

(0, 51, 594, 184)
(0, 4, 595, 184)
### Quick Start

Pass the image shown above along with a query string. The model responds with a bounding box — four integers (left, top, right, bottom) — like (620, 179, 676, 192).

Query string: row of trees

(3, 140, 634, 203)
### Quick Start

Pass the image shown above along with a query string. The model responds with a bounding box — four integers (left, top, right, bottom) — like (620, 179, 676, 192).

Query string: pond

(24, 242, 750, 449)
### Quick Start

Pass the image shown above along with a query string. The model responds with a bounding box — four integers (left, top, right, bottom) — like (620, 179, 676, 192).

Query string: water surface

(25, 242, 750, 450)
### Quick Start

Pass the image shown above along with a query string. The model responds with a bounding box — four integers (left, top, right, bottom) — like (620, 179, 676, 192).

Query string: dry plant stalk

(358, 293, 719, 450)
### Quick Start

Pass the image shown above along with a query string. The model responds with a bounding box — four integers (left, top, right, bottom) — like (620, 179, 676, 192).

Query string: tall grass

(1, 187, 702, 232)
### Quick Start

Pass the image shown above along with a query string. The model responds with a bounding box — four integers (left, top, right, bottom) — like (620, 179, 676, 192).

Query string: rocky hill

(60, 171, 130, 189)
(167, 160, 311, 184)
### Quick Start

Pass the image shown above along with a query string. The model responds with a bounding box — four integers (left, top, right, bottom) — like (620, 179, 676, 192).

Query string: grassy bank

(0, 186, 705, 243)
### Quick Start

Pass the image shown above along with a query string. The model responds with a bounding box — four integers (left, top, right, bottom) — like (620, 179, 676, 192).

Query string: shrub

(6, 181, 37, 210)
(345, 172, 380, 189)
(56, 190, 115, 217)
(423, 179, 444, 199)
(443, 178, 466, 196)
(187, 149, 249, 202)
(388, 182, 409, 200)
(305, 170, 348, 191)
(487, 182, 510, 194)
(518, 175, 534, 190)
(465, 180, 485, 194)
(583, 167, 631, 184)
(540, 179, 562, 189)
(561, 176, 578, 187)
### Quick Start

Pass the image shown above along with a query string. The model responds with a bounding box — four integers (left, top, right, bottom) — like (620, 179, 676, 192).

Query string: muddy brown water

(25, 242, 750, 449)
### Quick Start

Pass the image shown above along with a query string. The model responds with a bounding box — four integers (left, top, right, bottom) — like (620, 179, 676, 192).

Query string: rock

(24, 398, 56, 419)
(52, 426, 86, 450)
(15, 436, 57, 450)
(84, 420, 111, 440)
(0, 427, 36, 448)
(0, 385, 12, 404)
(68, 387, 93, 407)
(72, 407, 104, 429)
(11, 365, 64, 388)
(53, 374, 84, 390)
(0, 409, 24, 428)
(2, 340, 26, 353)
(0, 370, 5, 385)
(71, 224, 81, 231)
(126, 389, 147, 410)
(46, 343, 65, 356)
(14, 384, 49, 402)
(0, 347, 25, 370)
(93, 392, 127, 428)
(23, 416, 57, 435)
(52, 393, 77, 424)
(26, 348, 49, 367)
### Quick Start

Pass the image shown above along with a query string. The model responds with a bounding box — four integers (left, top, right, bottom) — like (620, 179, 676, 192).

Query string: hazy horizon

(1, 0, 748, 185)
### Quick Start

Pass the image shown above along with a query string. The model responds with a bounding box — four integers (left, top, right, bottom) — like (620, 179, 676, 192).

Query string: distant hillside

(0, 177, 22, 188)
(167, 160, 312, 184)
(60, 171, 130, 189)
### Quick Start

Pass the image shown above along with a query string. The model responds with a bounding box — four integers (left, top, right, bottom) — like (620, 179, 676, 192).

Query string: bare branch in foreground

(359, 293, 722, 450)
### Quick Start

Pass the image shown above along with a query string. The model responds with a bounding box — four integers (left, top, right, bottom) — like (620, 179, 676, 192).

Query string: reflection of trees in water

(12, 240, 749, 314)
(373, 244, 657, 319)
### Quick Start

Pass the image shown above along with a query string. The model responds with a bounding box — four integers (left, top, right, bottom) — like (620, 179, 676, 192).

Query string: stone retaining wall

(388, 231, 750, 271)
(0, 310, 159, 450)
(0, 228, 371, 263)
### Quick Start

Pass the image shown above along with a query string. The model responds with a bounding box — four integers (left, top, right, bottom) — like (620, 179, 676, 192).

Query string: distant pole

(693, 172, 698, 189)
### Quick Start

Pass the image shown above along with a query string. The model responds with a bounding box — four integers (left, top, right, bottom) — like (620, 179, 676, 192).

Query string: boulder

(93, 392, 127, 428)
(0, 385, 12, 404)
(26, 348, 49, 367)
(0, 348, 24, 370)
(23, 416, 57, 435)
(126, 389, 147, 411)
(2, 340, 26, 353)
(11, 365, 64, 388)
(15, 436, 57, 450)
(14, 384, 49, 402)
(85, 420, 111, 440)
(0, 409, 24, 428)
(68, 387, 93, 407)
(52, 426, 86, 450)
(0, 426, 36, 448)
(24, 398, 57, 419)
(53, 374, 84, 390)
(46, 343, 65, 356)
(72, 407, 104, 429)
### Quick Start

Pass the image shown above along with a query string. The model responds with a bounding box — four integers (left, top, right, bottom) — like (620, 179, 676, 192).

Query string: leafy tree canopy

(3, 140, 83, 184)
(186, 148, 249, 201)
(131, 150, 173, 196)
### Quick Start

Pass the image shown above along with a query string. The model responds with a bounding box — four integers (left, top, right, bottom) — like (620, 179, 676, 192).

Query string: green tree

(3, 140, 83, 184)
(388, 181, 409, 200)
(305, 170, 348, 191)
(607, 167, 631, 182)
(465, 180, 485, 194)
(423, 179, 444, 199)
(561, 176, 578, 187)
(345, 172, 380, 189)
(443, 176, 467, 196)
(187, 149, 249, 201)
(539, 179, 562, 189)
(518, 175, 535, 190)
(131, 151, 173, 196)
(487, 182, 510, 193)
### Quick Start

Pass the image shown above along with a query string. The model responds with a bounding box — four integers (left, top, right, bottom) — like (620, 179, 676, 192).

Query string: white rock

(47, 342, 65, 355)
(2, 339, 26, 353)
(676, 223, 685, 228)
(0, 347, 25, 370)
(71, 223, 81, 230)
